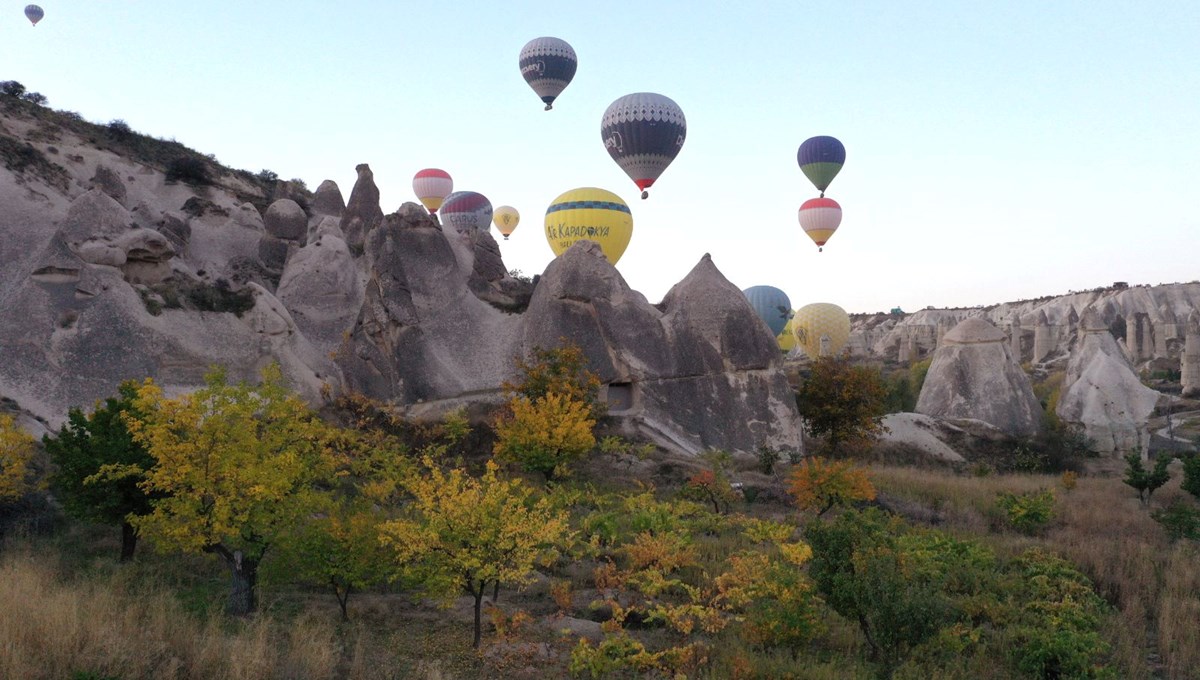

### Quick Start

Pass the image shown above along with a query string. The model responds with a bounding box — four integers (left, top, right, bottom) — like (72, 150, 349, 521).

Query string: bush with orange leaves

(787, 456, 876, 516)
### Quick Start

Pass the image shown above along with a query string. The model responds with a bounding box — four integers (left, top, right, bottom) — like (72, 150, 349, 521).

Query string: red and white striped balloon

(412, 168, 453, 214)
(798, 196, 842, 251)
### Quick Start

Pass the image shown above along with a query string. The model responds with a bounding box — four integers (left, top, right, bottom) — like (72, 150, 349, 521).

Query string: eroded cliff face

(1, 103, 802, 456)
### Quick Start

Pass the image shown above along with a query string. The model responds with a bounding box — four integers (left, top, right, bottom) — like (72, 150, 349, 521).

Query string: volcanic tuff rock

(276, 229, 364, 356)
(310, 179, 346, 218)
(1056, 308, 1162, 456)
(263, 198, 307, 243)
(340, 164, 383, 252)
(915, 317, 1043, 438)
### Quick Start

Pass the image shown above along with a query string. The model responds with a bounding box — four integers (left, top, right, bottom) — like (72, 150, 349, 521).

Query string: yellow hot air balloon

(544, 188, 632, 265)
(793, 303, 851, 359)
(777, 315, 797, 352)
(493, 205, 520, 240)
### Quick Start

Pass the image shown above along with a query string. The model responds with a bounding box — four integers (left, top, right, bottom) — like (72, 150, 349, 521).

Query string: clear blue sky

(6, 1, 1198, 313)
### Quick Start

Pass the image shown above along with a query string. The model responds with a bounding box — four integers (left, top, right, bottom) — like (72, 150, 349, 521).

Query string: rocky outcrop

(336, 208, 802, 456)
(915, 317, 1042, 438)
(276, 229, 363, 355)
(1056, 308, 1161, 457)
(263, 199, 307, 243)
(1183, 311, 1200, 397)
(340, 164, 383, 253)
(311, 180, 346, 219)
(88, 165, 127, 206)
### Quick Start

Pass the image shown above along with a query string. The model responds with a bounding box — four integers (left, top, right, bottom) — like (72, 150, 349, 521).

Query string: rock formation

(340, 164, 383, 253)
(1056, 307, 1161, 456)
(335, 206, 802, 455)
(915, 317, 1042, 438)
(1183, 311, 1200, 397)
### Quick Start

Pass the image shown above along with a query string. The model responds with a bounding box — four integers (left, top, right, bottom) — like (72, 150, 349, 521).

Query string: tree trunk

(492, 580, 500, 603)
(471, 581, 485, 649)
(119, 520, 138, 562)
(333, 579, 351, 622)
(220, 548, 258, 616)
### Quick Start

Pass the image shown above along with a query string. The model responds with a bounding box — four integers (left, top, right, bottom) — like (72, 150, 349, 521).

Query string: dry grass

(0, 547, 344, 680)
(872, 463, 1200, 679)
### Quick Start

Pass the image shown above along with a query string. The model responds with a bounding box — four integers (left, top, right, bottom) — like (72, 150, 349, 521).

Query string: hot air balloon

(412, 168, 453, 215)
(601, 93, 686, 199)
(798, 197, 842, 251)
(440, 191, 492, 234)
(24, 4, 43, 25)
(493, 206, 520, 240)
(797, 136, 845, 196)
(519, 37, 577, 111)
(742, 286, 792, 337)
(778, 315, 797, 352)
(793, 303, 851, 360)
(544, 188, 632, 265)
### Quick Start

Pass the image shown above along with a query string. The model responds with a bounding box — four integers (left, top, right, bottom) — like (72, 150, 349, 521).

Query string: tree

(795, 357, 888, 454)
(44, 382, 156, 561)
(1182, 453, 1200, 502)
(378, 458, 569, 648)
(493, 391, 595, 480)
(493, 343, 602, 480)
(20, 91, 47, 106)
(127, 365, 333, 615)
(0, 80, 26, 98)
(1123, 453, 1171, 505)
(680, 450, 739, 514)
(806, 509, 959, 679)
(0, 414, 35, 503)
(788, 456, 876, 516)
(503, 343, 605, 420)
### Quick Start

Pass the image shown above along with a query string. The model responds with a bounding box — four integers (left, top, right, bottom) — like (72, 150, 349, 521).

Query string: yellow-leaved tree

(493, 343, 601, 480)
(788, 456, 876, 517)
(127, 364, 333, 615)
(0, 414, 35, 503)
(378, 457, 570, 648)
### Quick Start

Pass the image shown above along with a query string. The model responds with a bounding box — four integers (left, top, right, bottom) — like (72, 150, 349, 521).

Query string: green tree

(128, 365, 333, 615)
(795, 357, 888, 455)
(1123, 453, 1171, 505)
(44, 382, 155, 561)
(0, 414, 35, 503)
(806, 509, 958, 679)
(1181, 453, 1200, 501)
(378, 458, 569, 648)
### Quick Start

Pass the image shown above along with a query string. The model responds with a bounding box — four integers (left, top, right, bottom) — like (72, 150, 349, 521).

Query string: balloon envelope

(798, 197, 842, 249)
(742, 285, 792, 337)
(440, 191, 492, 234)
(797, 136, 845, 193)
(493, 205, 520, 239)
(778, 315, 797, 352)
(412, 169, 453, 214)
(24, 4, 43, 25)
(793, 303, 851, 360)
(544, 188, 632, 265)
(519, 37, 577, 110)
(601, 93, 686, 198)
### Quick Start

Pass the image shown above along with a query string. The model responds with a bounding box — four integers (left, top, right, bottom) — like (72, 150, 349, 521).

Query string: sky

(5, 1, 1198, 314)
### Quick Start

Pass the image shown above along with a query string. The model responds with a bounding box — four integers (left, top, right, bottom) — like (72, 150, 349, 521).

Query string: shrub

(20, 92, 47, 106)
(1182, 453, 1200, 501)
(0, 414, 36, 502)
(106, 119, 134, 140)
(1152, 501, 1200, 542)
(997, 489, 1056, 534)
(0, 80, 26, 97)
(164, 156, 212, 186)
(1060, 470, 1078, 491)
(787, 456, 876, 516)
